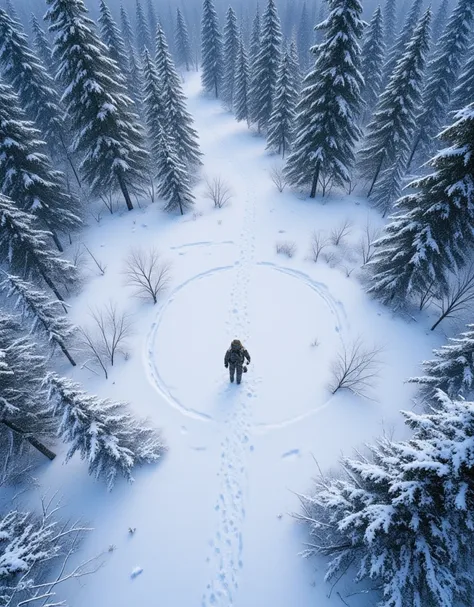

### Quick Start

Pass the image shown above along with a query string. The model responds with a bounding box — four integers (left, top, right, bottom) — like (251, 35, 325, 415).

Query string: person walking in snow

(224, 339, 251, 384)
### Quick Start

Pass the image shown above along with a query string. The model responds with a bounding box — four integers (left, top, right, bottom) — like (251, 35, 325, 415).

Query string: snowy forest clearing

(12, 72, 443, 607)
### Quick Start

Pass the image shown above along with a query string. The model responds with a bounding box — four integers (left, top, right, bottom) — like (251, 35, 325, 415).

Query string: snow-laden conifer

(222, 6, 239, 108)
(142, 49, 167, 144)
(297, 1, 312, 73)
(146, 0, 158, 48)
(451, 44, 474, 112)
(248, 0, 282, 132)
(369, 103, 474, 306)
(46, 0, 150, 211)
(155, 23, 202, 167)
(383, 0, 397, 49)
(120, 3, 135, 50)
(289, 38, 302, 93)
(98, 0, 130, 78)
(201, 0, 222, 97)
(0, 82, 81, 252)
(360, 6, 385, 123)
(135, 0, 152, 53)
(247, 4, 261, 124)
(285, 0, 364, 197)
(44, 373, 165, 490)
(30, 14, 56, 76)
(408, 0, 474, 169)
(266, 50, 297, 158)
(175, 7, 192, 71)
(233, 36, 250, 124)
(431, 0, 449, 43)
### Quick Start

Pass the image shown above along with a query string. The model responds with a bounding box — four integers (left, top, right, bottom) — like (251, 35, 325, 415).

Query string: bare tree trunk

(431, 313, 447, 331)
(367, 153, 385, 197)
(310, 162, 321, 198)
(59, 133, 81, 188)
(117, 173, 134, 211)
(406, 132, 421, 171)
(1, 418, 56, 460)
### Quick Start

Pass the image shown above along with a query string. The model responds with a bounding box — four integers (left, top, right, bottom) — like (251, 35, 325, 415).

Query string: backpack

(228, 344, 245, 366)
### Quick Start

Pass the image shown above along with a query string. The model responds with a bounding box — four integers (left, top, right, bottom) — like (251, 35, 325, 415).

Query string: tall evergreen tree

(297, 1, 312, 73)
(407, 0, 474, 169)
(358, 10, 431, 199)
(431, 0, 449, 43)
(4, 0, 21, 26)
(146, 0, 158, 48)
(410, 325, 474, 402)
(285, 0, 364, 198)
(155, 23, 202, 167)
(119, 4, 144, 109)
(135, 0, 151, 53)
(155, 131, 195, 215)
(266, 50, 297, 157)
(360, 6, 385, 123)
(289, 38, 302, 92)
(369, 103, 474, 306)
(0, 194, 76, 302)
(98, 0, 129, 78)
(248, 4, 261, 123)
(1, 274, 76, 366)
(0, 83, 80, 252)
(201, 0, 222, 97)
(120, 3, 135, 50)
(248, 0, 282, 133)
(233, 36, 250, 124)
(30, 14, 56, 76)
(383, 0, 397, 49)
(175, 7, 192, 71)
(142, 48, 167, 156)
(46, 0, 150, 212)
(222, 6, 239, 108)
(0, 9, 79, 185)
(451, 43, 474, 111)
(44, 373, 164, 490)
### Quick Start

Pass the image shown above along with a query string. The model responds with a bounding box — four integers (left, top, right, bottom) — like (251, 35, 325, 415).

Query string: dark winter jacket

(224, 341, 251, 368)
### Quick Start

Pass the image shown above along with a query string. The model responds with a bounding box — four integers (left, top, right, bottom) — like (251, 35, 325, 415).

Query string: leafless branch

(204, 175, 233, 208)
(123, 248, 171, 304)
(329, 338, 382, 397)
(99, 192, 119, 215)
(269, 165, 288, 193)
(358, 220, 381, 266)
(330, 219, 353, 247)
(83, 245, 106, 276)
(431, 265, 474, 331)
(276, 240, 297, 258)
(310, 230, 330, 262)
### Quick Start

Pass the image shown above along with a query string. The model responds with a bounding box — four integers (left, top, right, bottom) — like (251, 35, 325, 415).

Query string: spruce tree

(222, 6, 239, 108)
(175, 7, 192, 71)
(119, 4, 143, 109)
(266, 50, 297, 157)
(120, 3, 135, 51)
(46, 0, 150, 212)
(155, 23, 202, 167)
(233, 36, 250, 124)
(44, 373, 164, 490)
(289, 38, 302, 92)
(285, 0, 364, 198)
(0, 195, 76, 302)
(146, 0, 158, 48)
(407, 0, 474, 169)
(302, 391, 474, 607)
(360, 6, 385, 123)
(0, 9, 79, 184)
(248, 0, 282, 132)
(142, 49, 167, 148)
(201, 0, 222, 97)
(248, 4, 261, 123)
(369, 103, 474, 306)
(135, 0, 152, 53)
(451, 44, 474, 111)
(431, 0, 449, 43)
(383, 0, 397, 49)
(409, 324, 474, 402)
(0, 83, 80, 252)
(1, 274, 76, 366)
(358, 10, 431, 199)
(30, 14, 56, 76)
(297, 1, 312, 73)
(0, 313, 56, 460)
(98, 0, 129, 78)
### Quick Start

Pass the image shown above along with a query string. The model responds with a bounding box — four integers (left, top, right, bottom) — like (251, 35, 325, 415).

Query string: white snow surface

(14, 73, 443, 607)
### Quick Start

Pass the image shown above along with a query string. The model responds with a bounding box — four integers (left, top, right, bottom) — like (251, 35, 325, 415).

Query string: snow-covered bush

(204, 175, 232, 208)
(298, 391, 474, 607)
(276, 241, 296, 258)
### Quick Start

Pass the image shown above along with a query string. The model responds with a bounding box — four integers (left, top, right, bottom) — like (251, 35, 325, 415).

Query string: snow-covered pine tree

(120, 3, 135, 50)
(409, 324, 474, 402)
(0, 82, 81, 252)
(451, 44, 474, 112)
(0, 313, 56, 460)
(4, 0, 21, 27)
(46, 0, 150, 212)
(155, 23, 202, 167)
(358, 10, 431, 198)
(44, 373, 164, 490)
(98, 0, 130, 78)
(233, 36, 250, 124)
(360, 6, 385, 124)
(118, 3, 144, 109)
(30, 14, 56, 76)
(1, 274, 76, 366)
(247, 4, 261, 124)
(289, 38, 302, 92)
(175, 7, 192, 71)
(407, 0, 474, 169)
(201, 0, 222, 97)
(0, 194, 76, 302)
(142, 49, 167, 148)
(383, 0, 397, 49)
(381, 0, 423, 87)
(369, 103, 474, 306)
(431, 0, 449, 43)
(301, 391, 474, 607)
(0, 9, 79, 185)
(297, 1, 312, 73)
(135, 0, 151, 53)
(155, 128, 195, 215)
(146, 0, 158, 49)
(248, 0, 282, 133)
(284, 0, 364, 198)
(222, 6, 239, 108)
(266, 50, 297, 157)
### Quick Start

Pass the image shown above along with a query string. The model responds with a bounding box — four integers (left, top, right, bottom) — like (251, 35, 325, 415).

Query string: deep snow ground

(15, 73, 444, 607)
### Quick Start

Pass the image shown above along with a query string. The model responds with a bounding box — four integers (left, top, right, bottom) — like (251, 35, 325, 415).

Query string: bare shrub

(329, 338, 382, 397)
(341, 264, 355, 278)
(276, 240, 297, 258)
(358, 220, 382, 266)
(83, 244, 107, 275)
(431, 265, 474, 331)
(310, 338, 320, 348)
(100, 192, 119, 214)
(72, 243, 86, 268)
(323, 251, 340, 268)
(310, 230, 330, 262)
(79, 302, 133, 378)
(269, 165, 288, 193)
(204, 175, 233, 208)
(123, 248, 171, 304)
(330, 219, 353, 246)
